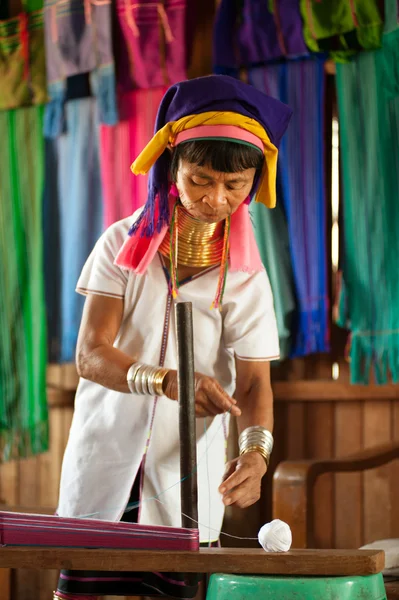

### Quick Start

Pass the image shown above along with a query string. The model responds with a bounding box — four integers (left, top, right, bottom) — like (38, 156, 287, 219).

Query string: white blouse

(57, 215, 279, 542)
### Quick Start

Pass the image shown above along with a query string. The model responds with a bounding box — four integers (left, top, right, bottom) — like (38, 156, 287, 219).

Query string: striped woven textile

(0, 107, 48, 460)
(336, 8, 399, 383)
(100, 87, 166, 227)
(249, 58, 329, 357)
(43, 97, 104, 363)
(0, 510, 199, 550)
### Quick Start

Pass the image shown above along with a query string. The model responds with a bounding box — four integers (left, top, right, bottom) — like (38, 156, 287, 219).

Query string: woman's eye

(191, 179, 208, 187)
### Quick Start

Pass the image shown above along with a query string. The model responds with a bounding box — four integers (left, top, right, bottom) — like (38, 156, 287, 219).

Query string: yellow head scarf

(132, 111, 278, 208)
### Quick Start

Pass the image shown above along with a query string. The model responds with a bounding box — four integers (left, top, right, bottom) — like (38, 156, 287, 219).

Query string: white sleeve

(76, 221, 129, 299)
(222, 270, 280, 361)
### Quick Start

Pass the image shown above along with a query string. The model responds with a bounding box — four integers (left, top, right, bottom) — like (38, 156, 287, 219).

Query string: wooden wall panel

(363, 401, 392, 544)
(307, 403, 335, 549)
(334, 402, 363, 549)
(286, 403, 307, 458)
(13, 458, 40, 600)
(0, 462, 18, 506)
(391, 401, 399, 538)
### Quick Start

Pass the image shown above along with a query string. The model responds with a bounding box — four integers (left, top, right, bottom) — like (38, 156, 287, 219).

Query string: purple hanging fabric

(213, 0, 308, 72)
(44, 0, 118, 138)
(270, 0, 309, 57)
(115, 0, 187, 91)
(248, 58, 329, 357)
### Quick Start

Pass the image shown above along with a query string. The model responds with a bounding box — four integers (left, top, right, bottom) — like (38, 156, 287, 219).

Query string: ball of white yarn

(258, 519, 292, 552)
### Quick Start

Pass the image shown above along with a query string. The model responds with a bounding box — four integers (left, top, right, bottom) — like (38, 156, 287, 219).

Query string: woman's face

(174, 158, 256, 223)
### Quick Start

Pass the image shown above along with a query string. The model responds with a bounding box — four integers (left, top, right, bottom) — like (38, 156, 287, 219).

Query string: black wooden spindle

(175, 302, 198, 530)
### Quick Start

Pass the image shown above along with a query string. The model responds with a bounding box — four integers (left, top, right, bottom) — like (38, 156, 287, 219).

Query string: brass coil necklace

(159, 204, 225, 267)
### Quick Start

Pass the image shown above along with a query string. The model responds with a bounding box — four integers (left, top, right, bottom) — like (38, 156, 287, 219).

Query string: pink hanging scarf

(100, 88, 166, 228)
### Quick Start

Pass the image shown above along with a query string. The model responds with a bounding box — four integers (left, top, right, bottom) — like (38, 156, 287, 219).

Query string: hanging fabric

(299, 0, 385, 62)
(115, 0, 187, 91)
(0, 9, 47, 110)
(100, 87, 166, 227)
(249, 182, 296, 360)
(335, 3, 399, 383)
(43, 96, 104, 362)
(213, 0, 308, 74)
(0, 106, 48, 460)
(43, 0, 118, 138)
(249, 58, 329, 357)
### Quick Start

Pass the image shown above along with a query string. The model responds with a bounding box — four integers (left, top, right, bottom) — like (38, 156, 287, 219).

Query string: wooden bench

(0, 546, 384, 576)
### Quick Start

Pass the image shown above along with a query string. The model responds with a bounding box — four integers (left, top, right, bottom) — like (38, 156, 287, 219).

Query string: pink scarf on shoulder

(114, 199, 264, 275)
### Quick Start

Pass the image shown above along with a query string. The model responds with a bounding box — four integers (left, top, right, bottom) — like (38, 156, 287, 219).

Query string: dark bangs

(170, 139, 264, 179)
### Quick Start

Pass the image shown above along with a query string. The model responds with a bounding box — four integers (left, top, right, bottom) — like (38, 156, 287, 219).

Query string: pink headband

(173, 125, 264, 153)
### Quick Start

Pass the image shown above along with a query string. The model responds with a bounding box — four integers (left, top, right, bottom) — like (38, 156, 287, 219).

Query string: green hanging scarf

(249, 201, 296, 361)
(0, 106, 48, 460)
(336, 8, 399, 383)
(300, 0, 384, 62)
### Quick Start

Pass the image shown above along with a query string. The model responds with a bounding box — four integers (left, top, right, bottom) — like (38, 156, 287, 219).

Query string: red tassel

(19, 13, 30, 81)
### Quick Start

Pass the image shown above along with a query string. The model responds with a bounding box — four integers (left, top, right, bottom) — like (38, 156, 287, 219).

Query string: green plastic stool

(206, 573, 387, 599)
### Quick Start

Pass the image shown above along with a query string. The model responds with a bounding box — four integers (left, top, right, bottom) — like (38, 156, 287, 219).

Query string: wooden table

(0, 547, 384, 576)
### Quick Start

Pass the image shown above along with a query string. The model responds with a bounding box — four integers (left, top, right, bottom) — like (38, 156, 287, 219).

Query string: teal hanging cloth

(0, 106, 48, 459)
(250, 183, 296, 360)
(336, 0, 399, 383)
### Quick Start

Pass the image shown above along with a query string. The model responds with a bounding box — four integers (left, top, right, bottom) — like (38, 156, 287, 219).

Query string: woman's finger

(203, 392, 227, 415)
(196, 384, 228, 416)
(196, 391, 220, 416)
(221, 459, 238, 484)
(204, 380, 241, 416)
(233, 492, 261, 509)
(223, 480, 261, 507)
(219, 463, 250, 494)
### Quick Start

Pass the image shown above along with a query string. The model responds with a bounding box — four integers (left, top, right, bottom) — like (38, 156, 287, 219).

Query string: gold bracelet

(127, 364, 169, 397)
(152, 367, 169, 396)
(240, 444, 270, 466)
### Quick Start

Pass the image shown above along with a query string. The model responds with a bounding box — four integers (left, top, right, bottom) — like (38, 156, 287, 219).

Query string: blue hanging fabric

(248, 57, 329, 357)
(43, 96, 104, 362)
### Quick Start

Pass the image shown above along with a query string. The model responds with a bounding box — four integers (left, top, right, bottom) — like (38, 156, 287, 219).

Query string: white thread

(258, 519, 292, 552)
(74, 407, 291, 551)
(78, 407, 229, 520)
(155, 498, 292, 550)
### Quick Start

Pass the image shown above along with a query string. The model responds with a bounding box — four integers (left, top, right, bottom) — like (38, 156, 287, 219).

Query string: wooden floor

(0, 547, 385, 576)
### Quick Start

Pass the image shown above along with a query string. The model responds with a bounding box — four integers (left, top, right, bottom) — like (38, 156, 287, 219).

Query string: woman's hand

(218, 452, 267, 508)
(162, 370, 241, 418)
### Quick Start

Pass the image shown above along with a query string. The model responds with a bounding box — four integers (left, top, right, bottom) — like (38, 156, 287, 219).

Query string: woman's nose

(203, 187, 227, 209)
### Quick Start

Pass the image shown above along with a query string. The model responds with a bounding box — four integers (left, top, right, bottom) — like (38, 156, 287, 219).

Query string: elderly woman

(54, 75, 291, 599)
